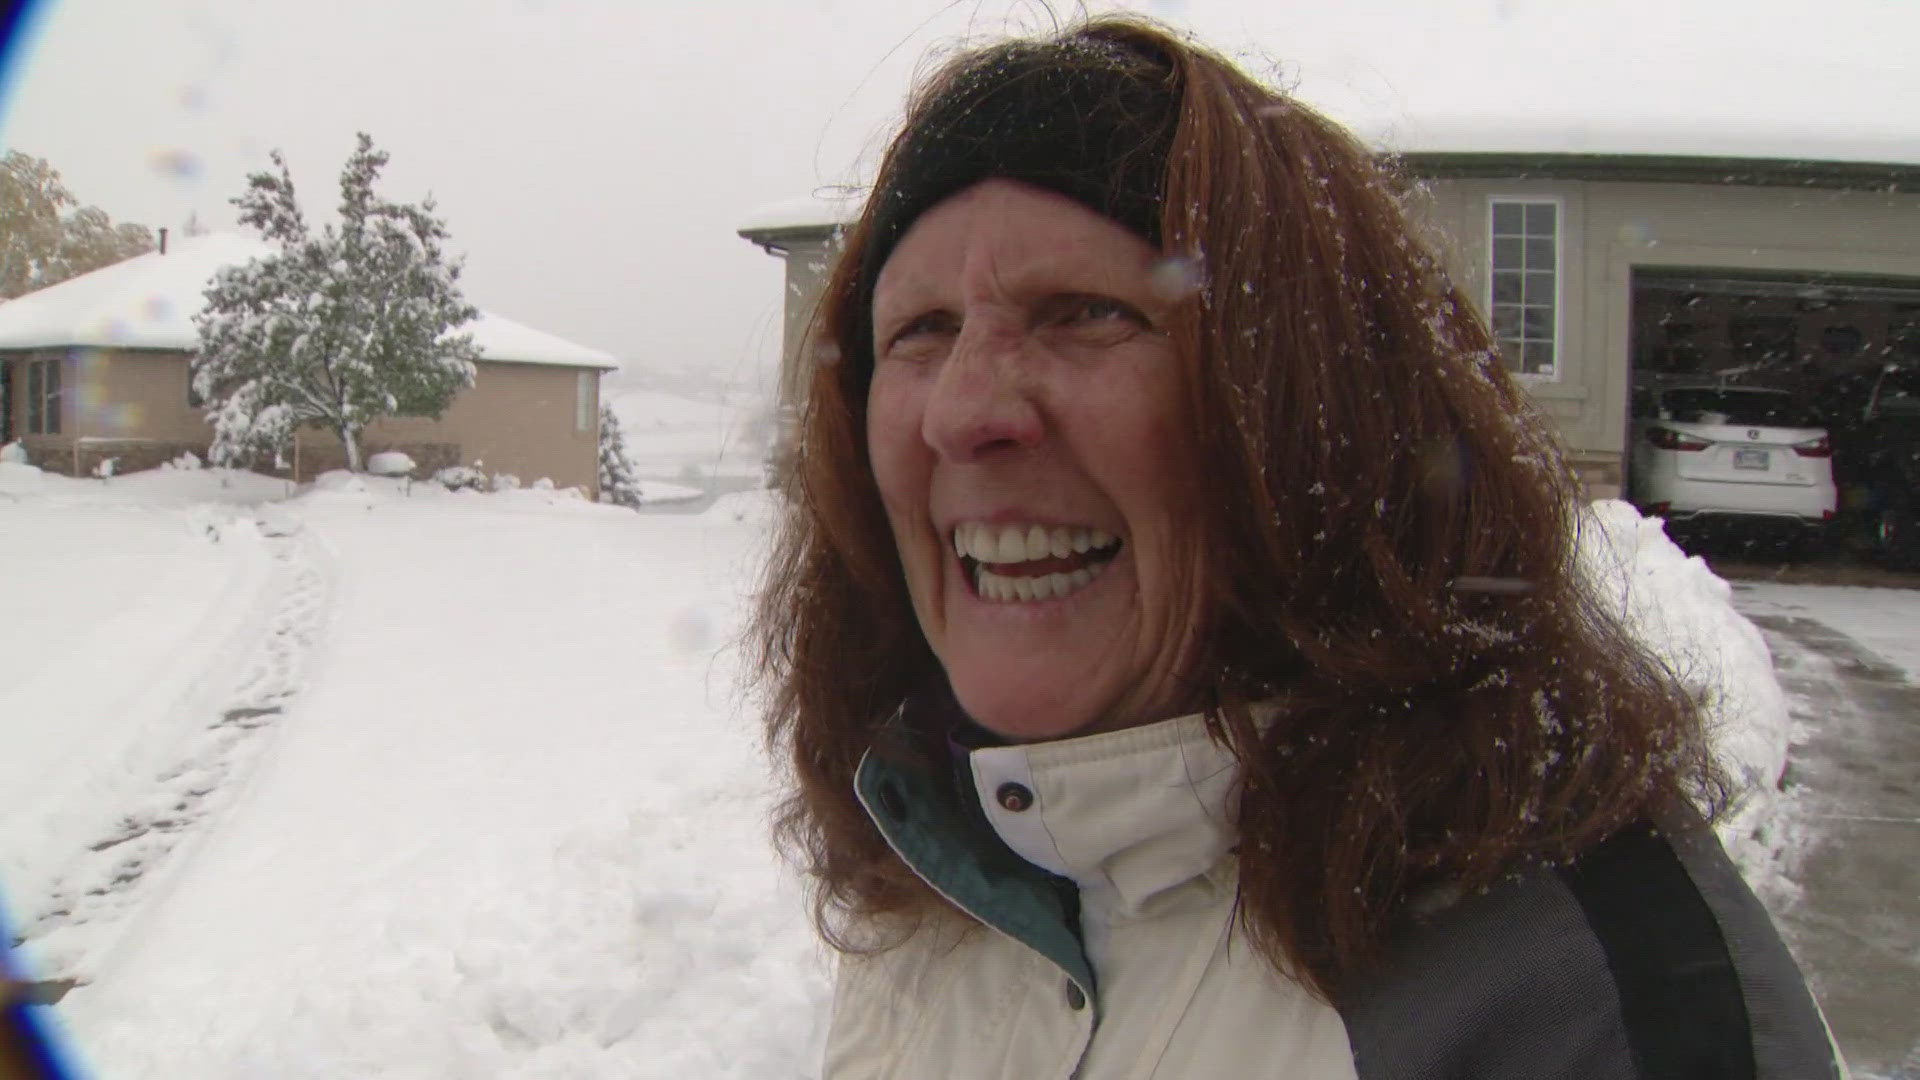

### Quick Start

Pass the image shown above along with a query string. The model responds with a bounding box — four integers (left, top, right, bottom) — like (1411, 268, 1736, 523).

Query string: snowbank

(1575, 500, 1792, 882)
(0, 460, 46, 494)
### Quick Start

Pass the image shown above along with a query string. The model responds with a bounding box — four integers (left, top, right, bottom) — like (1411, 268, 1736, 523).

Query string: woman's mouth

(951, 522, 1123, 603)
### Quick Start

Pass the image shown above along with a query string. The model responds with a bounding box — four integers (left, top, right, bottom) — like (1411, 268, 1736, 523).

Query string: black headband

(852, 37, 1180, 368)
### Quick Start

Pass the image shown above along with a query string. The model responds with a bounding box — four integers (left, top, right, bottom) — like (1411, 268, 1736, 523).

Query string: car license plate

(1734, 449, 1770, 470)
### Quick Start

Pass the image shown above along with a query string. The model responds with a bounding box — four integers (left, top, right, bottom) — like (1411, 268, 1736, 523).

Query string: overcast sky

(4, 0, 1918, 391)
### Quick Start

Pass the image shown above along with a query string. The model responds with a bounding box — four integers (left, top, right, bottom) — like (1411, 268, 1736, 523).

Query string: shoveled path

(1742, 609, 1920, 1080)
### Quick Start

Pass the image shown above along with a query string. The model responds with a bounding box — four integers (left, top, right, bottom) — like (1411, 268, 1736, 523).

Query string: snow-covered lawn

(0, 463, 1804, 1077)
(605, 387, 774, 484)
(4, 466, 827, 1077)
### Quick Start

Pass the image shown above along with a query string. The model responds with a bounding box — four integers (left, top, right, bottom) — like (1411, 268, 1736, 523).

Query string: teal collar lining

(854, 747, 1097, 998)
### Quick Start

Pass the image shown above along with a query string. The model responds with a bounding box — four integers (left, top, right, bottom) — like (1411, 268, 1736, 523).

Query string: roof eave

(736, 223, 844, 252)
(1391, 151, 1920, 192)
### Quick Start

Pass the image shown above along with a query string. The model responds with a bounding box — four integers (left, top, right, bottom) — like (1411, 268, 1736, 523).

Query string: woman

(754, 17, 1842, 1079)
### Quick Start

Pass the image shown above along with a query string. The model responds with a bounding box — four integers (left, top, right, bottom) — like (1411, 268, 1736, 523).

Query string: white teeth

(972, 559, 1112, 605)
(994, 525, 1023, 563)
(953, 522, 1121, 564)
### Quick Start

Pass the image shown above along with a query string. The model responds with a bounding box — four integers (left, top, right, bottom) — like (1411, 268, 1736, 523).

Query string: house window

(1489, 199, 1559, 377)
(575, 370, 592, 433)
(25, 357, 62, 435)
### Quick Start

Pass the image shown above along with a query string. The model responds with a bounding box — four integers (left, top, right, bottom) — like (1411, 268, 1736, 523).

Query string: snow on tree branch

(192, 133, 479, 472)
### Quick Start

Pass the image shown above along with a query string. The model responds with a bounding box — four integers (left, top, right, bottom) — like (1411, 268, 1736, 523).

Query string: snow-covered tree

(192, 133, 480, 472)
(597, 403, 645, 509)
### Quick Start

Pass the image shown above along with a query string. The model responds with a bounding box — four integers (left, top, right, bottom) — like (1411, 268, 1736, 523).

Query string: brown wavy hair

(752, 16, 1725, 1002)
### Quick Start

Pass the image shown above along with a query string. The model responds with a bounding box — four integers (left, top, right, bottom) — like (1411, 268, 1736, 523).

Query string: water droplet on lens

(667, 608, 714, 654)
(150, 148, 202, 181)
(1149, 256, 1204, 301)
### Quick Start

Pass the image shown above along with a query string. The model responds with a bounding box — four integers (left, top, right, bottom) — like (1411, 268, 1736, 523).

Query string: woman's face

(867, 179, 1199, 742)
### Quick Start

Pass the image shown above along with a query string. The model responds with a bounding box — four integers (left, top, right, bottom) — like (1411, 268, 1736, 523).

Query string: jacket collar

(964, 712, 1240, 921)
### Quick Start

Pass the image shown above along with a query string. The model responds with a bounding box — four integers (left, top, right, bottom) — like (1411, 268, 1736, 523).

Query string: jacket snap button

(1065, 981, 1086, 1010)
(877, 781, 907, 820)
(996, 782, 1033, 812)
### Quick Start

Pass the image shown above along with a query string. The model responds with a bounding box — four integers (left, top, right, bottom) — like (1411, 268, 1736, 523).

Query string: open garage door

(1631, 268, 1920, 397)
(1628, 267, 1920, 565)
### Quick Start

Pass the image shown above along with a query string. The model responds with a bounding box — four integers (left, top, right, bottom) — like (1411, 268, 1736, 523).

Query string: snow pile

(1576, 500, 1791, 880)
(365, 451, 417, 477)
(0, 459, 46, 494)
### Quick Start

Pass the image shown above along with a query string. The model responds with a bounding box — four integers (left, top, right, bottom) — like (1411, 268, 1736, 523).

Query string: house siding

(1405, 178, 1920, 495)
(777, 240, 837, 411)
(0, 350, 602, 495)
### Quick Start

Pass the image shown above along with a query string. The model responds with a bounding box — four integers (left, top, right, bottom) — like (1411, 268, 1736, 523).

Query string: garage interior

(1628, 267, 1920, 562)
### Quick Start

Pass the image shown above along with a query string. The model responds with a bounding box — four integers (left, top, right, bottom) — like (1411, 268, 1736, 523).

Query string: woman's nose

(920, 326, 1043, 462)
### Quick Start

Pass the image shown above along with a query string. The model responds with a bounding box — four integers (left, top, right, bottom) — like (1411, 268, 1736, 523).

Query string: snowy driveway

(46, 479, 827, 1078)
(1, 474, 299, 981)
(1734, 583, 1920, 1080)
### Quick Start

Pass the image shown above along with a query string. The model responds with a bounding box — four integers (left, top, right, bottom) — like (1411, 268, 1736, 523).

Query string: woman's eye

(1044, 295, 1145, 329)
(884, 312, 958, 356)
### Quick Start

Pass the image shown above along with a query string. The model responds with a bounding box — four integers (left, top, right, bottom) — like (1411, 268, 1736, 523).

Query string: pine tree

(192, 133, 479, 472)
(597, 403, 646, 509)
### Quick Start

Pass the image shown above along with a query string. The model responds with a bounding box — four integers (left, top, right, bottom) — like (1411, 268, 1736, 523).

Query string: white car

(1628, 385, 1837, 530)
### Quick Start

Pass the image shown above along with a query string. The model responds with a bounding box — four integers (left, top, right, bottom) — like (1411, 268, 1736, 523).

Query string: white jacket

(821, 711, 1844, 1080)
(825, 714, 1356, 1079)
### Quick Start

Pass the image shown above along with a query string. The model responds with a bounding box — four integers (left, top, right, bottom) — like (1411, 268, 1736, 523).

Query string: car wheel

(1876, 501, 1920, 571)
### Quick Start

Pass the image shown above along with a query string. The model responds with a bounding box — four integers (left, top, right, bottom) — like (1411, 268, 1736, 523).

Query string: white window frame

(26, 354, 63, 435)
(1487, 196, 1564, 382)
(575, 370, 593, 433)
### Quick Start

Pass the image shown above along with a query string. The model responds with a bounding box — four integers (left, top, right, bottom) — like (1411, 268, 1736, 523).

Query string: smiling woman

(868, 180, 1197, 742)
(752, 16, 1842, 1080)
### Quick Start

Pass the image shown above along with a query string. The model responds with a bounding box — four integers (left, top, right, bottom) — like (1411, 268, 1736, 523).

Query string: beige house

(0, 234, 617, 493)
(738, 135, 1920, 499)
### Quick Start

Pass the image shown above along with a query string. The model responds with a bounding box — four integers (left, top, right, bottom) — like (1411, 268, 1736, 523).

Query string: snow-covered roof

(1365, 116, 1920, 168)
(737, 192, 862, 239)
(0, 234, 618, 370)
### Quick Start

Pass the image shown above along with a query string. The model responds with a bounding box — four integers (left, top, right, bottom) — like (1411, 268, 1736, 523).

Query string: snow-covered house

(738, 129, 1920, 498)
(0, 234, 618, 492)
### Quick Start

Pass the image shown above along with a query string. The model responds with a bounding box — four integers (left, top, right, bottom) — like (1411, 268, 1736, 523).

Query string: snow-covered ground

(4, 465, 827, 1077)
(1729, 582, 1920, 684)
(0, 457, 1818, 1076)
(605, 386, 776, 485)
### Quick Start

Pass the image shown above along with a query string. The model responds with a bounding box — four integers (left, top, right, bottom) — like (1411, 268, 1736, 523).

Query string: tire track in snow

(14, 517, 330, 993)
